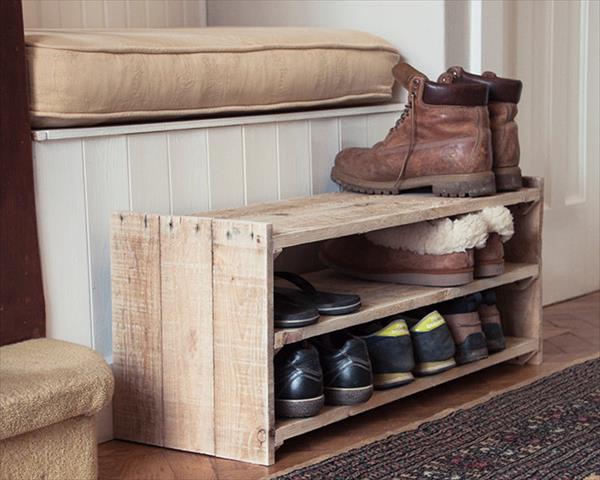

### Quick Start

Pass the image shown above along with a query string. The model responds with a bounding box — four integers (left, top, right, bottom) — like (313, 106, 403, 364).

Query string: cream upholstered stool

(0, 339, 114, 480)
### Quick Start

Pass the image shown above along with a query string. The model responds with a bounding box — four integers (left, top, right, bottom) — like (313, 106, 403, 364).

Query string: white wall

(22, 0, 207, 28)
(207, 0, 446, 86)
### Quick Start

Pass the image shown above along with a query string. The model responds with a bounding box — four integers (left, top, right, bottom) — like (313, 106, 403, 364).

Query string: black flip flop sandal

(274, 271, 361, 316)
(274, 292, 320, 329)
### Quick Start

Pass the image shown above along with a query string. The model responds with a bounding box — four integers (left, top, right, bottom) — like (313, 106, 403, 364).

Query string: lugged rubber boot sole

(276, 395, 325, 418)
(331, 169, 496, 198)
(325, 385, 373, 405)
(494, 166, 522, 191)
(374, 371, 414, 390)
(474, 261, 504, 278)
(413, 358, 456, 376)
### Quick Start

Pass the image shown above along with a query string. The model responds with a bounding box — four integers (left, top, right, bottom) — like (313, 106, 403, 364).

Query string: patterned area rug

(275, 358, 600, 480)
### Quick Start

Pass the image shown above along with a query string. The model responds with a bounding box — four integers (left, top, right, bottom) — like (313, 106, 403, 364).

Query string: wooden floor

(99, 292, 599, 480)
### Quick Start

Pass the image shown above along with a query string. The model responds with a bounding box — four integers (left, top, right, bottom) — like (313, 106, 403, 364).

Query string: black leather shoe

(402, 310, 456, 375)
(313, 333, 373, 405)
(438, 293, 489, 364)
(354, 319, 415, 389)
(275, 343, 324, 418)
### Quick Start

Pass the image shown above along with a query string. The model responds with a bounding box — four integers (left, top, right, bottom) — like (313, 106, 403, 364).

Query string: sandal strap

(274, 271, 317, 294)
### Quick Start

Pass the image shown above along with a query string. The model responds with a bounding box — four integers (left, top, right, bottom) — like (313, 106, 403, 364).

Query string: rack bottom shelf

(275, 336, 538, 445)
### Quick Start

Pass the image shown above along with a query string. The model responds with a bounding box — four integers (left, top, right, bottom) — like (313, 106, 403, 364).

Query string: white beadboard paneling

(244, 124, 279, 204)
(146, 0, 168, 28)
(33, 139, 92, 347)
(58, 0, 83, 27)
(22, 0, 207, 28)
(104, 0, 128, 28)
(125, 0, 147, 27)
(366, 112, 398, 146)
(22, 0, 42, 28)
(310, 118, 339, 194)
(84, 137, 129, 358)
(340, 117, 368, 148)
(82, 0, 106, 28)
(168, 130, 210, 214)
(207, 126, 245, 209)
(128, 133, 171, 214)
(167, 0, 185, 27)
(184, 0, 206, 27)
(38, 0, 61, 27)
(277, 121, 311, 199)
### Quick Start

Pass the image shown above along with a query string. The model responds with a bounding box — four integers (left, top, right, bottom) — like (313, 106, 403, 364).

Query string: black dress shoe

(275, 343, 324, 418)
(354, 319, 415, 389)
(437, 293, 489, 364)
(313, 332, 373, 405)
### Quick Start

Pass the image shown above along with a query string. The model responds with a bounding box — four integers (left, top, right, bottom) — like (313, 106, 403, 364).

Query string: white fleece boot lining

(366, 213, 489, 256)
(479, 206, 514, 242)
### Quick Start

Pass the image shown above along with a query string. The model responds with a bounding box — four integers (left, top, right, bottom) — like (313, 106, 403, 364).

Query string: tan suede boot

(331, 63, 495, 197)
(445, 67, 523, 191)
(319, 235, 475, 287)
(474, 233, 504, 277)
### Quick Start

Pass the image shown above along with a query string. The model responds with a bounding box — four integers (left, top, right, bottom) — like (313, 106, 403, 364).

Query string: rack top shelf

(195, 183, 541, 250)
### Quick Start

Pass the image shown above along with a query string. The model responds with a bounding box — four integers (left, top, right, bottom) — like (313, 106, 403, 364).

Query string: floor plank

(99, 291, 600, 480)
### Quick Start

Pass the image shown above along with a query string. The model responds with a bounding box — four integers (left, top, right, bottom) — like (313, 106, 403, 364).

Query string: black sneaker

(313, 332, 373, 405)
(479, 290, 506, 352)
(437, 294, 489, 364)
(403, 310, 456, 375)
(354, 319, 415, 389)
(275, 343, 324, 418)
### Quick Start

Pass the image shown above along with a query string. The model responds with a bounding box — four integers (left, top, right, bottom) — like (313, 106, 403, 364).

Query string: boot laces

(388, 92, 416, 135)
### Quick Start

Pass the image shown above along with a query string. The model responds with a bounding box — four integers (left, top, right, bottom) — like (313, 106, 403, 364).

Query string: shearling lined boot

(331, 62, 495, 197)
(319, 212, 489, 287)
(445, 67, 523, 191)
(474, 206, 515, 277)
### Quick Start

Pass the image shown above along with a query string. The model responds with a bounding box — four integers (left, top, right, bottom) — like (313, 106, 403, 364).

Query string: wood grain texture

(212, 219, 274, 465)
(275, 337, 539, 445)
(160, 216, 214, 454)
(111, 213, 163, 445)
(196, 183, 542, 250)
(274, 263, 540, 349)
(500, 177, 545, 364)
(0, 0, 45, 346)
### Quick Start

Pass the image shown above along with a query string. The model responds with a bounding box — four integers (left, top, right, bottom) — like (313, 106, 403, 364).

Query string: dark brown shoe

(331, 63, 495, 197)
(446, 67, 523, 191)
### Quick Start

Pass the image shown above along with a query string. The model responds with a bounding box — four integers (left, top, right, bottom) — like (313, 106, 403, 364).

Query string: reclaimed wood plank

(195, 186, 541, 250)
(499, 177, 545, 365)
(212, 219, 274, 464)
(160, 216, 214, 454)
(111, 213, 163, 445)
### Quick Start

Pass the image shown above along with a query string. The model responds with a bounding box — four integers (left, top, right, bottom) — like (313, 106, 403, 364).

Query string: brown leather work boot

(445, 67, 523, 191)
(331, 63, 495, 197)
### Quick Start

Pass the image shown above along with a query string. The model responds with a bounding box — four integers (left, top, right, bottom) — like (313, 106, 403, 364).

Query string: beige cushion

(0, 339, 114, 440)
(25, 28, 399, 128)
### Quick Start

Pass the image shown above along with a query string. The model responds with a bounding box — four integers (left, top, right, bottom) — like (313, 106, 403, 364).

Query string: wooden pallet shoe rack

(111, 177, 544, 465)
